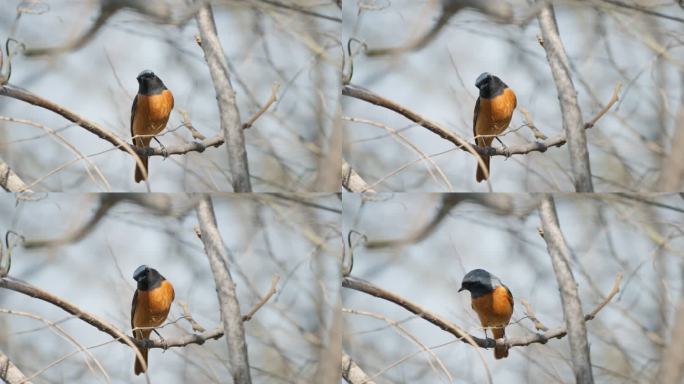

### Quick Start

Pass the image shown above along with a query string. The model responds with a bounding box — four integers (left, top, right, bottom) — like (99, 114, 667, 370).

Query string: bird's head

(133, 265, 164, 291)
(459, 268, 501, 298)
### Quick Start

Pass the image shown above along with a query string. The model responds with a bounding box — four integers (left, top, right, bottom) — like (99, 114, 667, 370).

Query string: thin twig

(242, 82, 280, 129)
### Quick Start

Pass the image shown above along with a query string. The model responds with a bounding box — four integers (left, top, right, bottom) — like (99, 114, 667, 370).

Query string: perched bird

(131, 70, 174, 183)
(131, 265, 175, 375)
(473, 72, 517, 182)
(459, 269, 514, 359)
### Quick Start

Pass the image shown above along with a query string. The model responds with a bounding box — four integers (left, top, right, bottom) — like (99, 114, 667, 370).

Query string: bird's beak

(458, 287, 465, 292)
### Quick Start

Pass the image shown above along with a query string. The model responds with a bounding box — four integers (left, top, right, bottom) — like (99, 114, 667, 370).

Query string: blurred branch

(342, 351, 376, 384)
(538, 195, 594, 383)
(0, 157, 32, 193)
(342, 274, 620, 353)
(365, 0, 512, 56)
(0, 115, 111, 190)
(20, 195, 172, 249)
(585, 83, 621, 129)
(242, 274, 279, 321)
(267, 193, 342, 213)
(521, 299, 549, 332)
(598, 0, 684, 23)
(242, 82, 280, 129)
(196, 196, 252, 384)
(659, 295, 684, 383)
(196, 4, 252, 192)
(538, 3, 593, 192)
(0, 349, 32, 384)
(21, 0, 204, 56)
(177, 300, 206, 333)
(614, 193, 684, 214)
(342, 159, 376, 193)
(258, 0, 342, 22)
(317, 298, 343, 383)
(364, 194, 513, 249)
(658, 74, 684, 191)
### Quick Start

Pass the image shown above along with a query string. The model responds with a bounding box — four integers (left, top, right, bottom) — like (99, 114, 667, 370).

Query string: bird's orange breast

(133, 280, 175, 328)
(471, 286, 514, 328)
(132, 90, 174, 137)
(475, 88, 517, 138)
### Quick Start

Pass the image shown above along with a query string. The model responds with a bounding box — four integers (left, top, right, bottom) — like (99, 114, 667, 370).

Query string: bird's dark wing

(473, 97, 480, 142)
(131, 289, 138, 329)
(130, 95, 138, 139)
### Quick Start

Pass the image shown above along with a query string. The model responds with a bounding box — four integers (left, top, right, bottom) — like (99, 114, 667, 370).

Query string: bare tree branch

(196, 196, 252, 384)
(659, 295, 684, 383)
(342, 350, 376, 384)
(0, 349, 32, 384)
(0, 271, 276, 350)
(364, 0, 512, 56)
(196, 4, 252, 192)
(0, 156, 32, 193)
(20, 195, 173, 249)
(658, 73, 684, 191)
(342, 274, 620, 352)
(364, 194, 514, 249)
(0, 83, 148, 187)
(343, 83, 616, 165)
(538, 3, 593, 192)
(0, 276, 149, 383)
(342, 159, 375, 193)
(342, 84, 490, 181)
(20, 0, 206, 57)
(538, 195, 594, 383)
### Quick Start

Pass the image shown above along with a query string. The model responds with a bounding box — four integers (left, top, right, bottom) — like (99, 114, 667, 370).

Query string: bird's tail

(134, 329, 150, 375)
(134, 346, 148, 375)
(492, 327, 508, 359)
(475, 155, 490, 182)
(134, 155, 149, 183)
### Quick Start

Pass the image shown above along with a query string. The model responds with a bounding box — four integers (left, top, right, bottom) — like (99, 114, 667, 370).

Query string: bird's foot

(495, 137, 510, 159)
(153, 137, 168, 159)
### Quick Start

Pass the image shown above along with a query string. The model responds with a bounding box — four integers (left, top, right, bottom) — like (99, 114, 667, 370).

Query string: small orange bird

(459, 269, 514, 359)
(131, 70, 174, 183)
(131, 265, 175, 375)
(473, 72, 517, 182)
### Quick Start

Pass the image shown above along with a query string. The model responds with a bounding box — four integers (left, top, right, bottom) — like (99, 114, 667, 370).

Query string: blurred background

(342, 193, 684, 383)
(342, 0, 684, 192)
(0, 0, 341, 192)
(0, 193, 341, 383)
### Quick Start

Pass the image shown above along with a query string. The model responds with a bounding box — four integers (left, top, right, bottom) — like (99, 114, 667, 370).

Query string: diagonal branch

(195, 4, 252, 192)
(342, 274, 620, 352)
(0, 274, 275, 350)
(196, 196, 252, 384)
(342, 159, 376, 193)
(0, 83, 147, 183)
(0, 156, 32, 193)
(539, 195, 594, 383)
(343, 83, 617, 160)
(0, 349, 32, 384)
(342, 350, 376, 384)
(537, 3, 593, 192)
